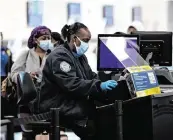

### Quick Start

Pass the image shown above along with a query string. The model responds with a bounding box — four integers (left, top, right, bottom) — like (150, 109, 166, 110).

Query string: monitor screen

(135, 31, 172, 66)
(97, 34, 141, 71)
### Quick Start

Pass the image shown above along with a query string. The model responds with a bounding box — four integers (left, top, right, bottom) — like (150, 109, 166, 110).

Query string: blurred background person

(1, 32, 13, 82)
(126, 21, 153, 64)
(11, 26, 52, 84)
(1, 32, 14, 119)
(1, 32, 8, 82)
(127, 21, 144, 34)
(51, 32, 64, 47)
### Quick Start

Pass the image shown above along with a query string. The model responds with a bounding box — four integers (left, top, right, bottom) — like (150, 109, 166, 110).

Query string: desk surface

(160, 84, 173, 88)
(160, 84, 173, 93)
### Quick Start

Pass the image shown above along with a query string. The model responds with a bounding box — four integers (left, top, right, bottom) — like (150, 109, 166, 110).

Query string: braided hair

(51, 32, 64, 45)
(61, 22, 88, 42)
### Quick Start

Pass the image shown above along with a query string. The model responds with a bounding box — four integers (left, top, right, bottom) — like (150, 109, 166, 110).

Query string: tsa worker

(39, 22, 118, 140)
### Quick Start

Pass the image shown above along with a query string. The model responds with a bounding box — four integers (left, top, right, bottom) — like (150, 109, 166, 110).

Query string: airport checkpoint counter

(96, 92, 173, 140)
(1, 92, 173, 140)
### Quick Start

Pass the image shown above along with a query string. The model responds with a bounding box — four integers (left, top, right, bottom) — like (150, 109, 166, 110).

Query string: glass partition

(99, 36, 149, 69)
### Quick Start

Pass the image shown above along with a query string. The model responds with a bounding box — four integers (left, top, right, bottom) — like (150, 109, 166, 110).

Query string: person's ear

(72, 35, 77, 43)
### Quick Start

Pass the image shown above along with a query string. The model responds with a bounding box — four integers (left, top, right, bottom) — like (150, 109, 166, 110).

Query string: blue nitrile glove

(100, 80, 118, 91)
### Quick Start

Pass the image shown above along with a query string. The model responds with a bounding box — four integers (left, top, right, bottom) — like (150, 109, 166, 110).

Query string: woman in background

(51, 32, 64, 47)
(11, 26, 52, 140)
(11, 26, 53, 84)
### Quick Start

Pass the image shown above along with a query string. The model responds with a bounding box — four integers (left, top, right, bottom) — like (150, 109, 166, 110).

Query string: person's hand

(100, 80, 118, 91)
(146, 52, 153, 63)
(1, 78, 7, 97)
(29, 72, 37, 79)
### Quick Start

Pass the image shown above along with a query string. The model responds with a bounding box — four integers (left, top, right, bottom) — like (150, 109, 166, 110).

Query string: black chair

(16, 72, 55, 139)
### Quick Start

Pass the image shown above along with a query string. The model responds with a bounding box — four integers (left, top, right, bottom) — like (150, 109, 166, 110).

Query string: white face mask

(39, 40, 53, 51)
(74, 36, 89, 56)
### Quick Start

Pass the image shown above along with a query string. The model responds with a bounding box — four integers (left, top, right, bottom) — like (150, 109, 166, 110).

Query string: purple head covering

(28, 26, 51, 49)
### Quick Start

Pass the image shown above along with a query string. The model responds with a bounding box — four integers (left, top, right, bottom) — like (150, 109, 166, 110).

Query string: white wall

(0, 0, 28, 39)
(38, 0, 134, 38)
(133, 0, 168, 31)
(0, 0, 172, 40)
(0, 0, 133, 40)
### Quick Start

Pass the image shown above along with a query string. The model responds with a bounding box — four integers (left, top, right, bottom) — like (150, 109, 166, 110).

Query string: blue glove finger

(108, 83, 116, 88)
(114, 81, 118, 86)
(110, 81, 118, 85)
(108, 80, 118, 85)
(106, 86, 112, 90)
(105, 84, 113, 90)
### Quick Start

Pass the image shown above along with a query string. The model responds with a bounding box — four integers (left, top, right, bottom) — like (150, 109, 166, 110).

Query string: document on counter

(132, 71, 158, 91)
(127, 65, 161, 97)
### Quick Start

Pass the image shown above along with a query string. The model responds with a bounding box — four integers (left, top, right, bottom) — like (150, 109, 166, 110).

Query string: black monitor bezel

(135, 31, 172, 66)
(97, 34, 140, 71)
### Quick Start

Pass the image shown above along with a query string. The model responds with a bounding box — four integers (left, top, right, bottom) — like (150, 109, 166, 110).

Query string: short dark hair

(61, 22, 88, 42)
(51, 32, 64, 45)
(114, 32, 126, 35)
(128, 26, 136, 30)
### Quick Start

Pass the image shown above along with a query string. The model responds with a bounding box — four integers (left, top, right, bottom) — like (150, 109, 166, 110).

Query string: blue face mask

(39, 40, 53, 51)
(48, 42, 54, 51)
(74, 37, 89, 56)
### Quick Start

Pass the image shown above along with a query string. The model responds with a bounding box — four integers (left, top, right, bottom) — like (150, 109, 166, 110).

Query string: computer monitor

(135, 31, 172, 66)
(97, 34, 140, 71)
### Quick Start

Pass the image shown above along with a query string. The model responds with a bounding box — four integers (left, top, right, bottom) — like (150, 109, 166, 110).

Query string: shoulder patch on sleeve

(60, 61, 71, 72)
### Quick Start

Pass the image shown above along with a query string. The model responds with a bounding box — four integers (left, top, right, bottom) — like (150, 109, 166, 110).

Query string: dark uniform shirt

(38, 43, 105, 127)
